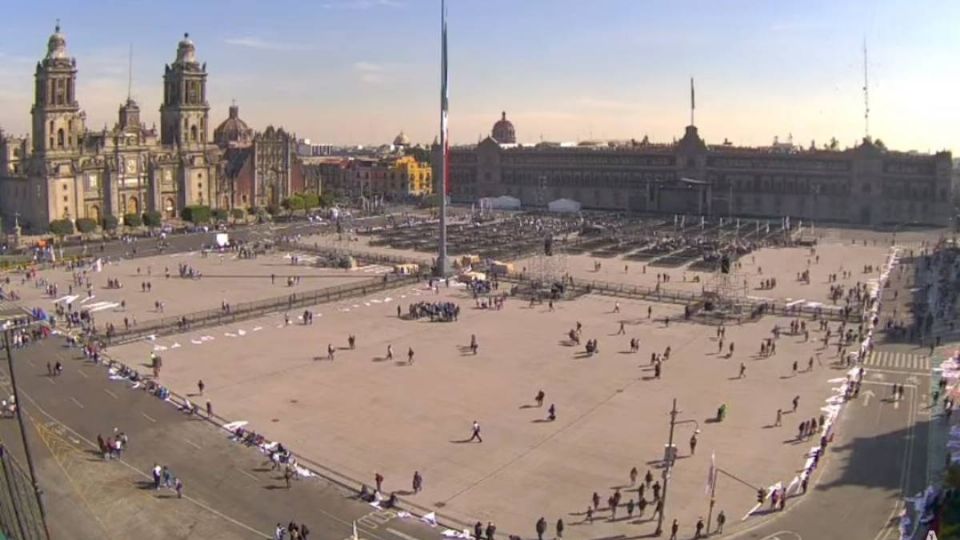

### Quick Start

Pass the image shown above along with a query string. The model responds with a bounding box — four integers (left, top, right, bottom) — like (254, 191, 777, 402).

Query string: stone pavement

(111, 279, 844, 538)
(12, 250, 389, 329)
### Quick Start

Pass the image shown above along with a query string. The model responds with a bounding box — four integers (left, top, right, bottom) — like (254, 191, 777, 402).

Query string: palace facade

(435, 112, 955, 227)
(0, 26, 305, 232)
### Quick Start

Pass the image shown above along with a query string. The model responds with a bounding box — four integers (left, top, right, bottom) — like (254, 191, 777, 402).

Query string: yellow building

(390, 155, 433, 196)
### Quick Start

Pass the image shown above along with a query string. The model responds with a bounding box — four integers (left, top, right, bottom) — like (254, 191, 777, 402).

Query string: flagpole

(437, 0, 449, 276)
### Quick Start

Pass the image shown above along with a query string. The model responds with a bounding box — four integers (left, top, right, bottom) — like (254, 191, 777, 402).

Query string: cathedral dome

(214, 103, 253, 149)
(176, 32, 197, 64)
(46, 24, 68, 60)
(491, 111, 516, 144)
(393, 130, 410, 147)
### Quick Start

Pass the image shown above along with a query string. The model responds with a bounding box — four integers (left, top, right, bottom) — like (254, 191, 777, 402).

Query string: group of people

(406, 301, 460, 322)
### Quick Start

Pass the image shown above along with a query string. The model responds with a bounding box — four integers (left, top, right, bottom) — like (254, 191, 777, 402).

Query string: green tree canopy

(123, 213, 142, 227)
(75, 217, 98, 234)
(49, 219, 75, 237)
(142, 210, 163, 228)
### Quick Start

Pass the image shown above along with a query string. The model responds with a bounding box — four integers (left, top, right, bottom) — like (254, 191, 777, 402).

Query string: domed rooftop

(213, 103, 253, 149)
(175, 32, 198, 64)
(491, 111, 516, 144)
(393, 130, 410, 147)
(46, 23, 68, 60)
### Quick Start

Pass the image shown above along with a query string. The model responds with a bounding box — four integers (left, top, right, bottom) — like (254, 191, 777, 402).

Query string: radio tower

(862, 39, 870, 141)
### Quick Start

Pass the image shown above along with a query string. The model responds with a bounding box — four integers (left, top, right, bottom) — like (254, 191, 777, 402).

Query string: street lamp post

(3, 330, 51, 540)
(705, 466, 760, 535)
(655, 398, 699, 536)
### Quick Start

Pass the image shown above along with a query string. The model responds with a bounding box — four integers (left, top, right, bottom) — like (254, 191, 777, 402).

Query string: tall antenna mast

(862, 39, 870, 140)
(127, 43, 133, 101)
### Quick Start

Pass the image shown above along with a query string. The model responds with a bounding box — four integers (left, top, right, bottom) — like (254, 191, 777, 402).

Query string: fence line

(101, 274, 419, 345)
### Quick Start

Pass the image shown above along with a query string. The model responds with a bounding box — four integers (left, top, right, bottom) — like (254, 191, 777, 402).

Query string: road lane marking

(76, 370, 88, 378)
(141, 412, 157, 423)
(184, 439, 202, 450)
(238, 469, 259, 481)
(16, 350, 398, 540)
(69, 397, 84, 409)
(385, 528, 420, 540)
(103, 389, 118, 399)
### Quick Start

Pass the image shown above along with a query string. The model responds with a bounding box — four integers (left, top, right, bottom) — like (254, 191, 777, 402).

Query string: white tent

(479, 195, 521, 210)
(548, 198, 582, 213)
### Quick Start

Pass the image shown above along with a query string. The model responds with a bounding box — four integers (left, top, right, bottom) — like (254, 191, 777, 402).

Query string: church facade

(0, 26, 305, 233)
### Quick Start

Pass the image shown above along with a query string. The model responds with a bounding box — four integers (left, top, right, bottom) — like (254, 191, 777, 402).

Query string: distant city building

(435, 112, 954, 227)
(0, 27, 312, 231)
(213, 104, 305, 211)
(0, 28, 221, 230)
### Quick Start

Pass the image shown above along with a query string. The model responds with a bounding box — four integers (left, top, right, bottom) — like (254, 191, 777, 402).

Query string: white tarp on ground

(548, 198, 581, 213)
(479, 195, 521, 210)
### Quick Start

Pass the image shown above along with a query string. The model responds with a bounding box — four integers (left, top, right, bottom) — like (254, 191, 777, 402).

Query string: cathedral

(0, 26, 304, 233)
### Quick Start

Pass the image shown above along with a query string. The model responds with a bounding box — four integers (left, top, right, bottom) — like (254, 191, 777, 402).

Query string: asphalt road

(0, 338, 445, 540)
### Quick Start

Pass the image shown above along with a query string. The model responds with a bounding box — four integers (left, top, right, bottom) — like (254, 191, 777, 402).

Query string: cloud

(322, 0, 403, 9)
(224, 37, 311, 51)
(353, 62, 394, 85)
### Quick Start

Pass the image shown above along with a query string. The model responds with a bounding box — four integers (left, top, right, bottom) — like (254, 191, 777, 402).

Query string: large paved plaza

(13, 250, 389, 328)
(111, 278, 844, 538)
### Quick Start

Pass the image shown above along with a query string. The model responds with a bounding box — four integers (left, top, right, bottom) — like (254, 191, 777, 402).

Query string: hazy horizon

(0, 0, 956, 154)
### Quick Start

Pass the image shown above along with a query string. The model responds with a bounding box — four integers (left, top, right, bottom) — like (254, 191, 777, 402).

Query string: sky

(0, 0, 957, 153)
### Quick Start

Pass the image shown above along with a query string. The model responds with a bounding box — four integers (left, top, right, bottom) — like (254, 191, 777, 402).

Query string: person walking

(716, 510, 726, 534)
(739, 362, 746, 378)
(536, 516, 547, 540)
(468, 420, 483, 443)
(592, 491, 600, 510)
(630, 466, 638, 485)
(484, 522, 496, 540)
(328, 344, 335, 361)
(695, 517, 704, 538)
(174, 477, 183, 499)
(535, 390, 545, 407)
(556, 518, 564, 538)
(197, 379, 205, 395)
(617, 321, 625, 335)
(670, 518, 679, 540)
(775, 408, 782, 427)
(408, 347, 415, 365)
(386, 344, 393, 361)
(689, 432, 698, 456)
(412, 470, 422, 493)
(375, 472, 384, 492)
(644, 469, 653, 488)
(284, 466, 293, 489)
(793, 395, 800, 412)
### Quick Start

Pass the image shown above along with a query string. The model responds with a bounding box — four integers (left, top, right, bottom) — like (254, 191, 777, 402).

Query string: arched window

(190, 125, 198, 142)
(57, 129, 65, 148)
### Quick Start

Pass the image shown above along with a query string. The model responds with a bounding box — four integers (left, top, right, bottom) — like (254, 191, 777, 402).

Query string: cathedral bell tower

(31, 23, 85, 156)
(160, 33, 209, 149)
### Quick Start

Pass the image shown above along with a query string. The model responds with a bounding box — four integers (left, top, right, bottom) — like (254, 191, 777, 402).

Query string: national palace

(436, 112, 955, 227)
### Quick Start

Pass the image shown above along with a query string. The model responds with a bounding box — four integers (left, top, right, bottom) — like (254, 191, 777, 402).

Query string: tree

(302, 193, 321, 209)
(282, 195, 305, 214)
(142, 210, 163, 228)
(49, 219, 74, 238)
(319, 192, 336, 208)
(101, 214, 119, 231)
(75, 217, 98, 234)
(404, 146, 431, 164)
(181, 205, 211, 224)
(123, 213, 142, 228)
(212, 208, 228, 222)
(230, 208, 246, 222)
(265, 204, 279, 216)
